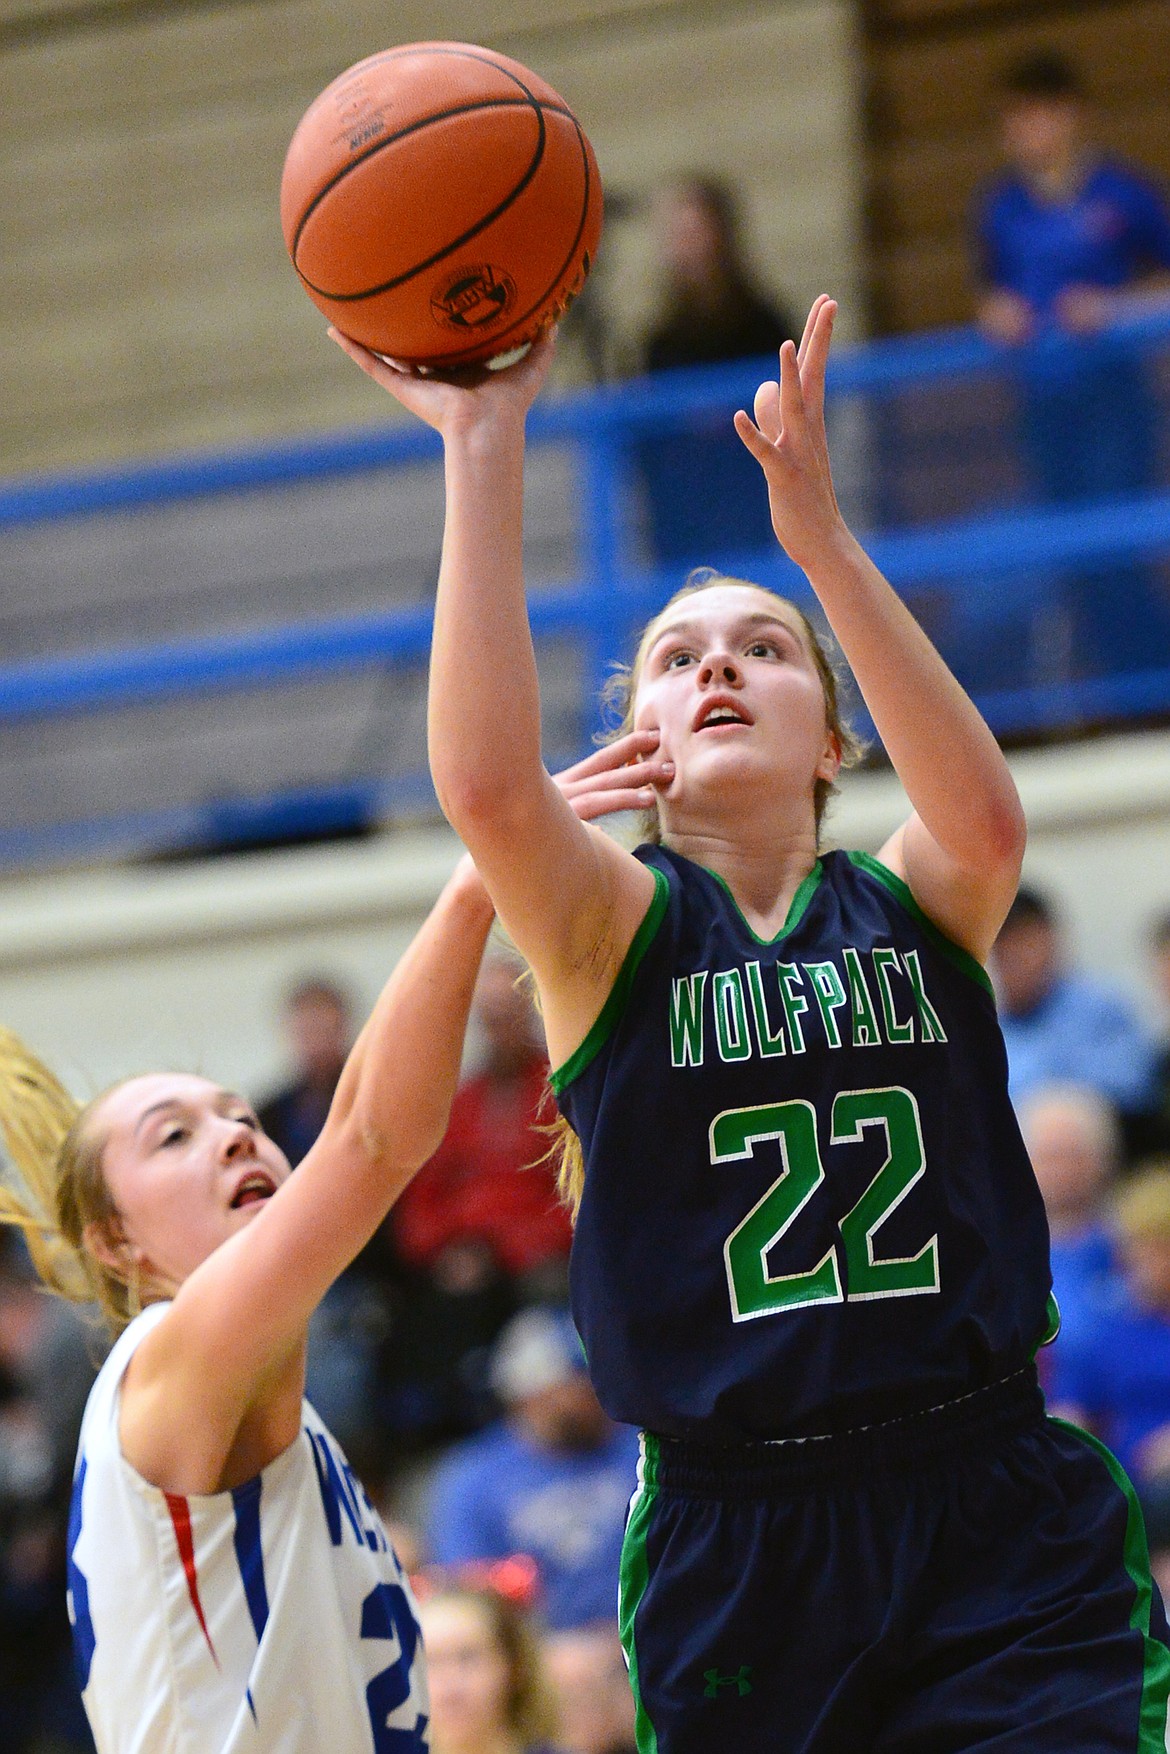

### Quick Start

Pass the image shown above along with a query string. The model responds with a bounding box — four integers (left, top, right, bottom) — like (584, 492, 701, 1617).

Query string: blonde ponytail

(0, 1029, 135, 1332)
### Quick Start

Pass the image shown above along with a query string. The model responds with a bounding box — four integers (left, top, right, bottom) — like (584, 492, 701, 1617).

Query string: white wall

(1, 727, 1168, 1105)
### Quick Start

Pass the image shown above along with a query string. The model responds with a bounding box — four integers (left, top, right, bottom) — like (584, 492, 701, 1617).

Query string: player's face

(90, 1073, 290, 1295)
(419, 1596, 513, 1743)
(633, 584, 838, 821)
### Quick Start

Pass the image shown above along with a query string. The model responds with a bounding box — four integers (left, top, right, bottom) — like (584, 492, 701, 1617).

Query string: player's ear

(83, 1214, 137, 1277)
(816, 728, 843, 786)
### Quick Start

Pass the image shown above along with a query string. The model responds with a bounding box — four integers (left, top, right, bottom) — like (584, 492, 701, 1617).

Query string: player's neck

(666, 819, 821, 941)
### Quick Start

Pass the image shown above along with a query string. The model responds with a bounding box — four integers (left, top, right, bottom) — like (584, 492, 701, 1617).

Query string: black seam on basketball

(411, 106, 597, 368)
(291, 95, 548, 286)
(290, 45, 574, 267)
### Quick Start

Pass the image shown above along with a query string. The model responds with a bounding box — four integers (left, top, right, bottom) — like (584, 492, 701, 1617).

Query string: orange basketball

(281, 42, 603, 371)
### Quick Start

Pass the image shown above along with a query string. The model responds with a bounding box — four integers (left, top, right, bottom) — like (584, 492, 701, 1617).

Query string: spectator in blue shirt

(972, 50, 1170, 675)
(1051, 1164, 1170, 1579)
(1017, 1083, 1124, 1364)
(991, 886, 1158, 1123)
(427, 1308, 640, 1632)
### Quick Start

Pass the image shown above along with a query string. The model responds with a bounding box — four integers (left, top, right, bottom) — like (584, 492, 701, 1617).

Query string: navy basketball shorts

(618, 1370, 1170, 1753)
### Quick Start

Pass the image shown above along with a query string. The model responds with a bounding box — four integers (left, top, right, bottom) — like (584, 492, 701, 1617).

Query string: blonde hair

(0, 1028, 138, 1334)
(425, 1585, 561, 1750)
(552, 571, 864, 1216)
(1114, 1162, 1170, 1245)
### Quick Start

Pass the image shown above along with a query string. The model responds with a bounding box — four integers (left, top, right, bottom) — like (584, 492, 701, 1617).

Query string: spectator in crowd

(256, 977, 387, 1466)
(0, 1232, 95, 1753)
(637, 173, 794, 565)
(990, 885, 1158, 1126)
(972, 50, 1170, 675)
(1050, 1163, 1170, 1577)
(420, 1583, 564, 1754)
(544, 1625, 637, 1754)
(1141, 911, 1170, 1155)
(1017, 1084, 1123, 1360)
(375, 954, 571, 1451)
(257, 976, 355, 1167)
(394, 949, 570, 1295)
(427, 1307, 640, 1632)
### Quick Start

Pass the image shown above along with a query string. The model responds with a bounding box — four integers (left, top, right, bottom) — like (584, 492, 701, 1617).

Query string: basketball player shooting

(332, 294, 1170, 1753)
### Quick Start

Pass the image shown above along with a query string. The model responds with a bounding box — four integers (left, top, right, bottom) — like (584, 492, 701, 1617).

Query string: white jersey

(67, 1304, 428, 1754)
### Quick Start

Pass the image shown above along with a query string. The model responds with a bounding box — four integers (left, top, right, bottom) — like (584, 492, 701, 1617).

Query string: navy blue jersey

(553, 846, 1055, 1443)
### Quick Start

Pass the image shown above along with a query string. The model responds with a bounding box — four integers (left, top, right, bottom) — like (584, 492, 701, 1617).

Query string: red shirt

(392, 1056, 572, 1275)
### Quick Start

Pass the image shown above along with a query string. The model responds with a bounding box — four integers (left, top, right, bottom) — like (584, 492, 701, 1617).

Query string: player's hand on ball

(328, 326, 557, 437)
(553, 729, 674, 822)
(733, 294, 847, 572)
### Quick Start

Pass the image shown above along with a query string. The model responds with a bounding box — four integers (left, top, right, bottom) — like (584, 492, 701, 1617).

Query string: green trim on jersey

(1049, 1418, 1170, 1750)
(619, 1435, 661, 1754)
(846, 852, 995, 999)
(1037, 1290, 1062, 1353)
(709, 859, 824, 947)
(550, 866, 671, 1097)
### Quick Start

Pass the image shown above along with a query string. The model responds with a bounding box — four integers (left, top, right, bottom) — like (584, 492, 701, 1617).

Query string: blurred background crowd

(3, 0, 1170, 1749)
(6, 889, 1170, 1751)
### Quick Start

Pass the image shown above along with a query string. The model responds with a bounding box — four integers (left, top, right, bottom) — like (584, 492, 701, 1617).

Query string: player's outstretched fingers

(734, 407, 774, 468)
(800, 299, 836, 433)
(796, 293, 833, 371)
(779, 337, 807, 439)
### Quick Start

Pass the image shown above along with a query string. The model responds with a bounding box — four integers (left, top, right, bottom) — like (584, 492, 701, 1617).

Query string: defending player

(332, 297, 1170, 1752)
(0, 739, 667, 1754)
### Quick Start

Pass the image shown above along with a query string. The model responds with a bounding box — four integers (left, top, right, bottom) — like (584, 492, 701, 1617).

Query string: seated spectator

(991, 886, 1158, 1125)
(256, 977, 388, 1466)
(427, 1308, 640, 1632)
(256, 975, 355, 1167)
(374, 956, 573, 1451)
(1017, 1083, 1124, 1356)
(636, 174, 794, 565)
(1139, 911, 1170, 1155)
(545, 1624, 636, 1754)
(394, 950, 570, 1293)
(0, 1233, 95, 1753)
(420, 1583, 564, 1754)
(1051, 1164, 1170, 1501)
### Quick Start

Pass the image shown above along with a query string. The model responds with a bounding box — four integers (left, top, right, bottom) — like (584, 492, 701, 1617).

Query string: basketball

(281, 42, 603, 372)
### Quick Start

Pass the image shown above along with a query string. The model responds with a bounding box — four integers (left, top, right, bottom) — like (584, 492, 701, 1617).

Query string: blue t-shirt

(976, 157, 1170, 322)
(555, 848, 1055, 1443)
(427, 1418, 640, 1630)
(1049, 1282, 1170, 1479)
(1048, 1223, 1121, 1351)
(999, 971, 1157, 1114)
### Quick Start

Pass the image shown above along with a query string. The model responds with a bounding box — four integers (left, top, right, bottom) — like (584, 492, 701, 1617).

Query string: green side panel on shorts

(550, 864, 670, 1096)
(1050, 1417, 1170, 1752)
(619, 1433, 661, 1754)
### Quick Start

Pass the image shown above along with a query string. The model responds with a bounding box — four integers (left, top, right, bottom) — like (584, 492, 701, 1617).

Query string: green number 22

(713, 1086, 940, 1321)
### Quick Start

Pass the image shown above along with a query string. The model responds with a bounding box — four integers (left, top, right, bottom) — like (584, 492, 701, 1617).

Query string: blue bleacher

(2, 309, 1169, 868)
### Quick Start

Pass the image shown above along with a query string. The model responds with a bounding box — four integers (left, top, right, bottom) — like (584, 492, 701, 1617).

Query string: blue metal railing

(2, 308, 1170, 867)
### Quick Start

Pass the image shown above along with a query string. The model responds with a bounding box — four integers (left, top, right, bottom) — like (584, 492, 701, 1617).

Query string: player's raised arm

(734, 296, 1026, 960)
(328, 330, 660, 1063)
